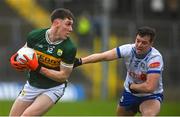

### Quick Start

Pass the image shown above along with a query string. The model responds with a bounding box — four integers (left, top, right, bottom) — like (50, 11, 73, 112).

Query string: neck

(48, 29, 58, 42)
(135, 48, 151, 59)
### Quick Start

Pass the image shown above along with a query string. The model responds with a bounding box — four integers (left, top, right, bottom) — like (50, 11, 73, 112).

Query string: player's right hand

(10, 53, 28, 72)
(128, 82, 139, 94)
(21, 53, 41, 72)
(73, 58, 82, 68)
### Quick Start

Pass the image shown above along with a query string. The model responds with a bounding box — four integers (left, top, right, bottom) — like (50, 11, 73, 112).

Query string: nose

(69, 26, 73, 32)
(137, 42, 142, 47)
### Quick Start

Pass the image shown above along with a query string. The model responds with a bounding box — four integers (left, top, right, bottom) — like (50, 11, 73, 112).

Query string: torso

(26, 29, 77, 89)
(116, 44, 164, 96)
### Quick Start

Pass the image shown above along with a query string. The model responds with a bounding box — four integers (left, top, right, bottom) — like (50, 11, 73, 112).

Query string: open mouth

(137, 47, 143, 51)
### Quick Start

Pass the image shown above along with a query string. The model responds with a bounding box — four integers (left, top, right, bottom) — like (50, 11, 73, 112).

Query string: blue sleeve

(116, 47, 121, 58)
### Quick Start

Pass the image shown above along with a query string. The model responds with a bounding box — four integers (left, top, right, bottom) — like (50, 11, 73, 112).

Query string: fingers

(10, 53, 18, 62)
(11, 61, 28, 71)
(14, 66, 27, 72)
(19, 58, 27, 64)
(13, 65, 27, 72)
(13, 63, 27, 68)
(23, 53, 37, 61)
(23, 54, 30, 61)
(33, 53, 37, 60)
(10, 53, 29, 72)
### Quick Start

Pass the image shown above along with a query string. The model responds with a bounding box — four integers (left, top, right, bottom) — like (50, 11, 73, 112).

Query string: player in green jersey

(9, 8, 77, 116)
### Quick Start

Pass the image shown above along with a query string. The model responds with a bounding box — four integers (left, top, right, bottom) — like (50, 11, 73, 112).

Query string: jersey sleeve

(116, 44, 133, 58)
(26, 32, 34, 48)
(61, 46, 77, 68)
(147, 55, 164, 74)
(26, 30, 40, 48)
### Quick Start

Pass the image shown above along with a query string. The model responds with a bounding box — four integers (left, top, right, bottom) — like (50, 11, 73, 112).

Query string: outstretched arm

(82, 48, 118, 64)
(73, 48, 119, 68)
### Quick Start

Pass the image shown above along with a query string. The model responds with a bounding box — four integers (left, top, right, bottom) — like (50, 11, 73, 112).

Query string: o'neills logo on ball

(57, 49, 63, 56)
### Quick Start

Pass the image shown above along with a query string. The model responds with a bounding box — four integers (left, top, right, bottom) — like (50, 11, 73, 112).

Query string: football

(16, 47, 36, 64)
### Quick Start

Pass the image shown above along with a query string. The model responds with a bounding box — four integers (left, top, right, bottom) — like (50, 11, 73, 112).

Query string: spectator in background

(74, 26, 164, 116)
(76, 11, 92, 49)
(151, 0, 165, 13)
(167, 0, 179, 19)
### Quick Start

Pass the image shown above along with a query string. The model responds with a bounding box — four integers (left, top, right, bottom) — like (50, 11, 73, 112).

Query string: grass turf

(0, 100, 179, 116)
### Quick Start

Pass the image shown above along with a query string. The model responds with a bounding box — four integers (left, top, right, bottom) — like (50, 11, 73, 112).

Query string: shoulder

(151, 47, 162, 56)
(63, 38, 77, 51)
(60, 38, 77, 64)
(119, 43, 133, 48)
(27, 28, 48, 48)
(27, 28, 48, 39)
(149, 47, 163, 60)
(147, 47, 164, 67)
(117, 44, 134, 58)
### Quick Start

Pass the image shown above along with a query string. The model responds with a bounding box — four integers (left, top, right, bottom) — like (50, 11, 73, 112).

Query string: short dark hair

(136, 26, 156, 42)
(50, 8, 75, 22)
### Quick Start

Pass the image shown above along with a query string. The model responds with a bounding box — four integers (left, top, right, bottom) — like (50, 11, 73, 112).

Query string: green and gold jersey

(26, 28, 77, 89)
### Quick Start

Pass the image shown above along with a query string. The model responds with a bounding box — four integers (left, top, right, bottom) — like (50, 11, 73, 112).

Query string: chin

(62, 36, 67, 40)
(136, 51, 143, 55)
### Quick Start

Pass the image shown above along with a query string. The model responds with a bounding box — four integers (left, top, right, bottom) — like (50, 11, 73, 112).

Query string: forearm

(130, 74, 160, 93)
(82, 53, 107, 64)
(40, 67, 69, 82)
(130, 82, 155, 93)
(81, 49, 118, 64)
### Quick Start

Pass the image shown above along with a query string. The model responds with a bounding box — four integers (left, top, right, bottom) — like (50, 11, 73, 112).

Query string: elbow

(59, 73, 69, 82)
(59, 76, 68, 82)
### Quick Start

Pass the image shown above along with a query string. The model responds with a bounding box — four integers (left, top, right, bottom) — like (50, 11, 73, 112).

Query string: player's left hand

(20, 53, 41, 72)
(10, 53, 28, 72)
(73, 58, 82, 68)
(129, 82, 139, 94)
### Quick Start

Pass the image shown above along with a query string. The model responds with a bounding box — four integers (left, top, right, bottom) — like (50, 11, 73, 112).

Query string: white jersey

(116, 44, 164, 97)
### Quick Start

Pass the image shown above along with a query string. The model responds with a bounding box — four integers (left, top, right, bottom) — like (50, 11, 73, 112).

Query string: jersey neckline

(45, 29, 63, 45)
(132, 47, 152, 59)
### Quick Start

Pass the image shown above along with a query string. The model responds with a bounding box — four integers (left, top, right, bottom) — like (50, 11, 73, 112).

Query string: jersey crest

(57, 49, 63, 56)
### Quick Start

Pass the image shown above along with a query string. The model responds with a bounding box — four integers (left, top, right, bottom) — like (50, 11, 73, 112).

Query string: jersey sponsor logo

(129, 71, 147, 81)
(36, 50, 60, 68)
(149, 62, 160, 68)
(57, 49, 63, 56)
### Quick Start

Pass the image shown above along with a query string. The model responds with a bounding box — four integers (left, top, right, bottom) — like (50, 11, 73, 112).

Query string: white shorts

(17, 81, 66, 103)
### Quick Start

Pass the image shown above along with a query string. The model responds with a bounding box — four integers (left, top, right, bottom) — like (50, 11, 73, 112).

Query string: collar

(133, 47, 152, 59)
(45, 29, 63, 45)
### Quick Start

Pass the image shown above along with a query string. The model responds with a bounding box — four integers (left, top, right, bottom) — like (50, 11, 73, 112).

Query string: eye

(136, 40, 140, 43)
(142, 41, 148, 45)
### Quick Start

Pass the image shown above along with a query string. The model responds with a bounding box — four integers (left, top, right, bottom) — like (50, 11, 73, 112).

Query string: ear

(52, 19, 61, 26)
(150, 41, 154, 46)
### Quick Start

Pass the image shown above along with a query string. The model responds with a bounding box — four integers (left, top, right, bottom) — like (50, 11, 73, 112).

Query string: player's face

(135, 34, 153, 54)
(55, 18, 73, 39)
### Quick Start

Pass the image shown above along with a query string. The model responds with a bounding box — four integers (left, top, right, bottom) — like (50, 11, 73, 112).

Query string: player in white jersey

(73, 26, 164, 116)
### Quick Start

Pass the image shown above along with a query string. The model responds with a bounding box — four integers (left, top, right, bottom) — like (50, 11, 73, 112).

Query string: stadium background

(0, 0, 180, 115)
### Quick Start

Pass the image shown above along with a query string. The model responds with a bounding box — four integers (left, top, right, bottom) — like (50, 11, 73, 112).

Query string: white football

(16, 47, 36, 64)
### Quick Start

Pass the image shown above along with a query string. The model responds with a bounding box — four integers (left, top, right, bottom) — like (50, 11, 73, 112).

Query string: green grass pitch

(0, 100, 179, 116)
